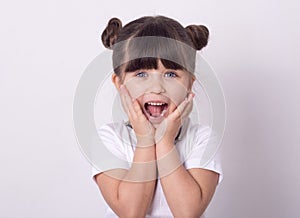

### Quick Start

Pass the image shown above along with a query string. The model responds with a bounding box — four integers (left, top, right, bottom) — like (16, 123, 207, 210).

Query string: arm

(94, 85, 157, 217)
(95, 145, 157, 218)
(156, 141, 219, 217)
(155, 93, 219, 217)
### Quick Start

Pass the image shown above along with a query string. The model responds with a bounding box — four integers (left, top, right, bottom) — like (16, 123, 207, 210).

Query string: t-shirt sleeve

(184, 126, 223, 184)
(91, 124, 130, 181)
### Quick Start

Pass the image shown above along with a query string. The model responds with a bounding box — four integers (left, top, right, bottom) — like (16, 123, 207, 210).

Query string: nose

(148, 74, 165, 94)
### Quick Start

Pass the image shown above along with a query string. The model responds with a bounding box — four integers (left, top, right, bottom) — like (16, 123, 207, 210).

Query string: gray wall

(1, 0, 299, 217)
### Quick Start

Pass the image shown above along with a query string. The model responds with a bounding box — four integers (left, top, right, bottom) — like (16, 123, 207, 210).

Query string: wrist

(156, 138, 173, 146)
(136, 138, 155, 148)
(134, 145, 156, 162)
(155, 139, 174, 158)
(156, 146, 181, 178)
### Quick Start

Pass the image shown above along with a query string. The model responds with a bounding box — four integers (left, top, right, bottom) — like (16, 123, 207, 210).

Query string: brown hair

(101, 16, 209, 77)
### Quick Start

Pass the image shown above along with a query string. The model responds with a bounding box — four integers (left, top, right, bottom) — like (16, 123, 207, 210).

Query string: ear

(112, 73, 122, 91)
(188, 74, 196, 91)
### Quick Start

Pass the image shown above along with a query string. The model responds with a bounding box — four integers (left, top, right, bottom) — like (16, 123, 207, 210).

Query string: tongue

(148, 105, 163, 117)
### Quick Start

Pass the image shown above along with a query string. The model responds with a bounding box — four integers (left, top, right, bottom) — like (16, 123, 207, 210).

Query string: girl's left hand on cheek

(155, 92, 195, 144)
(119, 84, 155, 147)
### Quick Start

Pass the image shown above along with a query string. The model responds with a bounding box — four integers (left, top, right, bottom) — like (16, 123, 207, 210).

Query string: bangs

(121, 35, 193, 73)
(112, 21, 197, 75)
(124, 58, 185, 72)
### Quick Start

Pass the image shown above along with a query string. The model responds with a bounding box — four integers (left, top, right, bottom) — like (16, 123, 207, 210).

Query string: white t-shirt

(91, 118, 223, 217)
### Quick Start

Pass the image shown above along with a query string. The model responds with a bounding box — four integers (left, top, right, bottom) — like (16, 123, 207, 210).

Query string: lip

(148, 114, 165, 124)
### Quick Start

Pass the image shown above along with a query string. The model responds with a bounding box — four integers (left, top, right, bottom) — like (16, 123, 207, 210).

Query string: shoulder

(179, 118, 223, 183)
(97, 121, 132, 142)
(180, 118, 215, 147)
(97, 121, 127, 135)
(186, 121, 213, 140)
(187, 121, 221, 163)
(96, 121, 134, 155)
(91, 122, 132, 177)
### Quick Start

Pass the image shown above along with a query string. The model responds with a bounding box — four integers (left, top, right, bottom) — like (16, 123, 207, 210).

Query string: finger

(180, 92, 194, 118)
(120, 85, 133, 107)
(132, 99, 145, 118)
(119, 85, 129, 112)
(178, 92, 194, 113)
(169, 92, 194, 120)
(122, 86, 150, 126)
(122, 85, 146, 119)
(120, 85, 136, 117)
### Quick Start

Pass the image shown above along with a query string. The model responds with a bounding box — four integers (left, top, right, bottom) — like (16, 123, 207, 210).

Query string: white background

(1, 0, 299, 217)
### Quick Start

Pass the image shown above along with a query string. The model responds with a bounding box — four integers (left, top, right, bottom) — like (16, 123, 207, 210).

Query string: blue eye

(164, 72, 177, 78)
(136, 72, 148, 77)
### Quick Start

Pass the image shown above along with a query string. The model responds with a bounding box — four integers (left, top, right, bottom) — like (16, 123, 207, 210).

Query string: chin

(151, 122, 160, 129)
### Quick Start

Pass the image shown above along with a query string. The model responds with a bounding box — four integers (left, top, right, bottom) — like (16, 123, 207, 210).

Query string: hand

(119, 84, 155, 147)
(155, 92, 195, 145)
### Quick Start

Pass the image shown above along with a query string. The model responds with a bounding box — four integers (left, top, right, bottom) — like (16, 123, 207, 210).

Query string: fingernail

(161, 109, 167, 117)
(120, 85, 126, 94)
(188, 93, 195, 100)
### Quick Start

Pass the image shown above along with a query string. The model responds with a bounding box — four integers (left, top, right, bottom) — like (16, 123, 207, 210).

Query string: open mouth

(144, 101, 168, 118)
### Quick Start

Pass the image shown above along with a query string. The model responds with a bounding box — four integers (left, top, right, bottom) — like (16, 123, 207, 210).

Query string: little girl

(92, 15, 222, 217)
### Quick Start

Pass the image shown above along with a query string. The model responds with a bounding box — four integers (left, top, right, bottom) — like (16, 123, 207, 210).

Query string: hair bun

(101, 18, 122, 49)
(185, 25, 209, 50)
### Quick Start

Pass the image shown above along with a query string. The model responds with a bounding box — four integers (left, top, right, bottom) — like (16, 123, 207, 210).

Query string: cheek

(164, 81, 189, 106)
(124, 77, 150, 99)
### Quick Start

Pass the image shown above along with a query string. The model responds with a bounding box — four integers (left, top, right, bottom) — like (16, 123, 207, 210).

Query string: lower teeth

(149, 110, 166, 118)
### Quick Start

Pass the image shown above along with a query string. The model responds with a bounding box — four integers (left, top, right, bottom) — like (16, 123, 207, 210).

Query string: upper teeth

(147, 102, 165, 106)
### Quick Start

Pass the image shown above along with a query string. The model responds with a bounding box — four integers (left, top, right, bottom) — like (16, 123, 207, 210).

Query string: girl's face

(113, 60, 195, 125)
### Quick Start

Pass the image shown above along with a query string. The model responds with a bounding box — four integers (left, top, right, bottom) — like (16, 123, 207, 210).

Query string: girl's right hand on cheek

(154, 92, 194, 144)
(120, 85, 155, 147)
